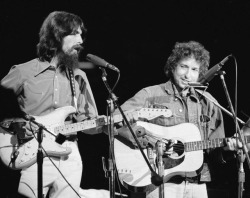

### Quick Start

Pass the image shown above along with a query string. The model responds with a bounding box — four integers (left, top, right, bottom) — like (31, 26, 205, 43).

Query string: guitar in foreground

(0, 106, 172, 170)
(114, 121, 242, 193)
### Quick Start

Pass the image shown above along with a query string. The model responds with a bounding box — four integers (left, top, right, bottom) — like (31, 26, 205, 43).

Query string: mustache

(72, 44, 83, 52)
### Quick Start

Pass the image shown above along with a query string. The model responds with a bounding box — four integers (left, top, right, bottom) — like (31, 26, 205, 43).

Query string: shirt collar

(164, 80, 175, 95)
(34, 60, 56, 77)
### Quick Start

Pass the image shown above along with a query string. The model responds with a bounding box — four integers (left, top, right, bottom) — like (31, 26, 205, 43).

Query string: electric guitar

(114, 121, 244, 193)
(0, 106, 172, 170)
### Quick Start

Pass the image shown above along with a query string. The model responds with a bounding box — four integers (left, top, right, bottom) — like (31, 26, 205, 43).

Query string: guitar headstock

(138, 108, 172, 120)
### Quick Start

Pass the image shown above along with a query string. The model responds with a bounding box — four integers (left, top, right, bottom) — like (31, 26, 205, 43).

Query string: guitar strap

(68, 68, 78, 112)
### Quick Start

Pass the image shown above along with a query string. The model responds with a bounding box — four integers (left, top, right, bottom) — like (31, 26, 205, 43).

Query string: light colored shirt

(1, 58, 98, 122)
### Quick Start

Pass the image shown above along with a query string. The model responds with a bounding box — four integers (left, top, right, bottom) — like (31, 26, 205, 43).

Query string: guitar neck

(185, 135, 250, 152)
(53, 108, 172, 136)
(184, 136, 250, 152)
(54, 115, 123, 135)
(185, 138, 226, 152)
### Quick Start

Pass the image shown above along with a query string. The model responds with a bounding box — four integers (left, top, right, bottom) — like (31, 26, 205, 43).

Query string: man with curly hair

(116, 41, 237, 198)
(0, 11, 100, 198)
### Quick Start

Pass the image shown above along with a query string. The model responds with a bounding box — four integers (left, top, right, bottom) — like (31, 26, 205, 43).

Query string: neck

(50, 56, 58, 67)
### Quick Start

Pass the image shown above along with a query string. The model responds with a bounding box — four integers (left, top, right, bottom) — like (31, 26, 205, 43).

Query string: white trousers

(18, 141, 82, 198)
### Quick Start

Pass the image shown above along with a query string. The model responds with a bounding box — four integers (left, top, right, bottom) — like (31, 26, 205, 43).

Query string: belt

(185, 176, 200, 183)
(65, 135, 78, 142)
(168, 175, 201, 184)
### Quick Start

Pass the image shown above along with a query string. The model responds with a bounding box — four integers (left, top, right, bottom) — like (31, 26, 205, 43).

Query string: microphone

(198, 54, 232, 84)
(86, 54, 120, 72)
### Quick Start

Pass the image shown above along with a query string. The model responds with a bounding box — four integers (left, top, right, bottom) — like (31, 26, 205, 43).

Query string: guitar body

(0, 106, 76, 170)
(114, 121, 203, 192)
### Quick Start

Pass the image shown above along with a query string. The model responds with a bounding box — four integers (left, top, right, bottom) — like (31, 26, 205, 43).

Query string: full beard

(57, 45, 83, 69)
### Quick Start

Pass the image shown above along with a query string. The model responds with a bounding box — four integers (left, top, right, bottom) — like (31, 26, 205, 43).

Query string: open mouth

(73, 45, 83, 53)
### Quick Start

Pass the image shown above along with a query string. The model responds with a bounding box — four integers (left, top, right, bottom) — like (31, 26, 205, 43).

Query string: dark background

(1, 0, 250, 197)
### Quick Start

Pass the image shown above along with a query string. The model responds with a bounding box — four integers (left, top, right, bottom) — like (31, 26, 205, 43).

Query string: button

(179, 109, 183, 112)
(55, 101, 57, 104)
(55, 88, 58, 91)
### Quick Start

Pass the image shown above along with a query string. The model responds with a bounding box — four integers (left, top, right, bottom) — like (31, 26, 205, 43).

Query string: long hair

(164, 41, 210, 80)
(37, 11, 87, 62)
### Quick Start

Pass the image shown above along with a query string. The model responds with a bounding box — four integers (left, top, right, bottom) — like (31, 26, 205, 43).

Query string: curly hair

(37, 11, 87, 62)
(164, 41, 210, 80)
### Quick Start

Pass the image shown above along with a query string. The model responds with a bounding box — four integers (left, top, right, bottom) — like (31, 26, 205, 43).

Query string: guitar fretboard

(185, 138, 226, 152)
(54, 117, 106, 135)
(53, 108, 172, 135)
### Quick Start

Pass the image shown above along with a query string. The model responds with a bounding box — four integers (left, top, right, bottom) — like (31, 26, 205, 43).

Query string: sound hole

(156, 140, 185, 169)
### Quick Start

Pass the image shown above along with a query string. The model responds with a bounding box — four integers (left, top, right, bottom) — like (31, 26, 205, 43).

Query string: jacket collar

(164, 80, 200, 102)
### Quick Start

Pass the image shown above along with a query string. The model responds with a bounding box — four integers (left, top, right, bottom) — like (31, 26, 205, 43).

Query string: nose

(184, 68, 192, 79)
(77, 34, 83, 44)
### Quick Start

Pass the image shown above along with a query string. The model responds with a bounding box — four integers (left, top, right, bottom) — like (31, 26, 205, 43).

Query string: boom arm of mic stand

(218, 71, 249, 198)
(114, 103, 162, 179)
(25, 115, 68, 144)
(194, 91, 245, 125)
(218, 71, 250, 170)
(207, 96, 245, 125)
(25, 115, 57, 137)
(99, 68, 162, 186)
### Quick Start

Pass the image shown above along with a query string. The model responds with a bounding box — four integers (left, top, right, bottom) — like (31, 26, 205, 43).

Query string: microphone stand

(107, 98, 116, 198)
(238, 149, 245, 198)
(156, 141, 165, 198)
(37, 125, 43, 198)
(25, 116, 48, 198)
(100, 68, 116, 198)
(99, 68, 162, 198)
(218, 71, 250, 198)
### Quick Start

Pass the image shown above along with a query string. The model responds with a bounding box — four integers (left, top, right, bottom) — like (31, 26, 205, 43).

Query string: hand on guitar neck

(225, 138, 242, 151)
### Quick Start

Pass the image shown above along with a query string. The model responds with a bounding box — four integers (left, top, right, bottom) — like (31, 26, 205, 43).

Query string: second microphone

(86, 54, 120, 73)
